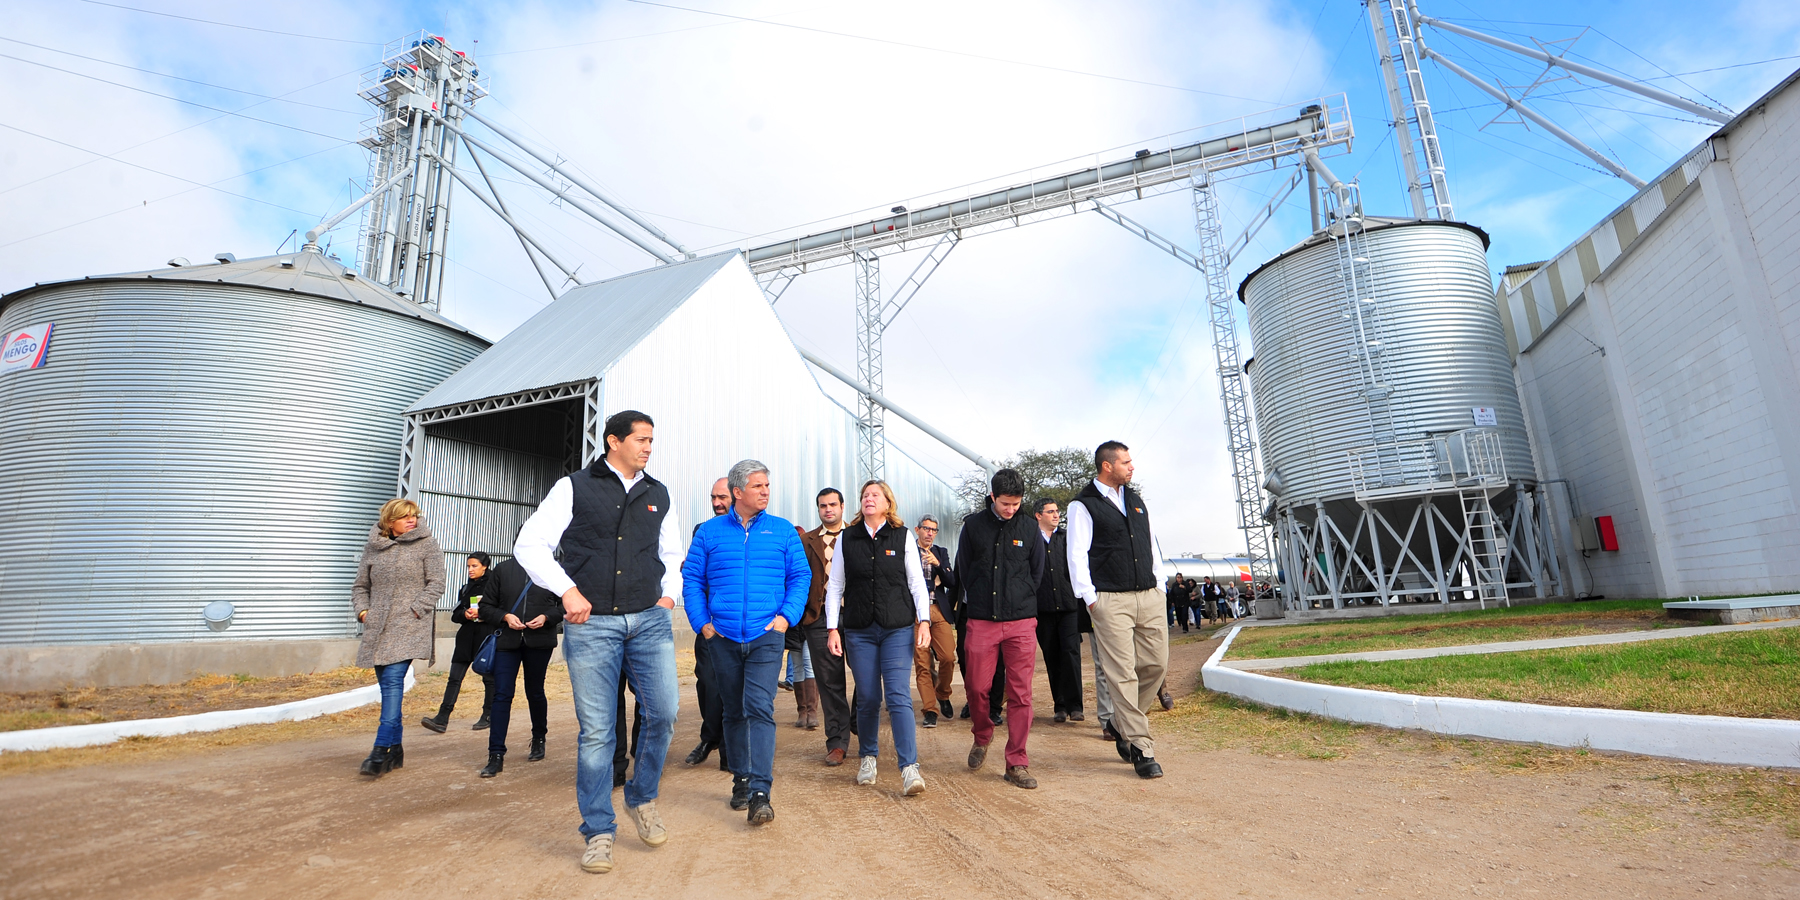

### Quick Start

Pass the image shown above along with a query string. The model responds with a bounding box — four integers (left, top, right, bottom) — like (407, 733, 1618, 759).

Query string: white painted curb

(1202, 626, 1800, 769)
(0, 668, 416, 753)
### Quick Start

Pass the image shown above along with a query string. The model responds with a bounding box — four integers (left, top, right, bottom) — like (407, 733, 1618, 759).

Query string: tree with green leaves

(956, 446, 1144, 512)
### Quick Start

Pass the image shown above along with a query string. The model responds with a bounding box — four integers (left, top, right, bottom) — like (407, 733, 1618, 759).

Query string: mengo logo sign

(1, 323, 53, 374)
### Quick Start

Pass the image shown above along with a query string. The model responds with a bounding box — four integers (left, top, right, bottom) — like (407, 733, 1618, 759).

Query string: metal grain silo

(0, 249, 488, 649)
(1239, 219, 1561, 610)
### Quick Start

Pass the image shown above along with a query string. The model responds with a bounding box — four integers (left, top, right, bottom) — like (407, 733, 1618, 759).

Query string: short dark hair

(990, 468, 1026, 499)
(603, 410, 654, 450)
(1095, 440, 1129, 470)
(817, 487, 843, 504)
(1032, 497, 1059, 515)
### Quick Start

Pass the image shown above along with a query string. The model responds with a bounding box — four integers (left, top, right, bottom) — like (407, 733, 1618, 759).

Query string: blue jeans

(563, 606, 679, 840)
(843, 624, 919, 768)
(784, 643, 814, 682)
(712, 629, 784, 795)
(373, 662, 409, 747)
(488, 645, 552, 756)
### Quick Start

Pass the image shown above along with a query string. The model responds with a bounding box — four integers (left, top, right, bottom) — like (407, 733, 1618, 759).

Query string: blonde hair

(852, 480, 905, 530)
(376, 498, 422, 537)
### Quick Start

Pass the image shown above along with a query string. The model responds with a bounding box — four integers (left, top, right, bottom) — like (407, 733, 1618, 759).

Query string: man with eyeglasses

(911, 516, 958, 728)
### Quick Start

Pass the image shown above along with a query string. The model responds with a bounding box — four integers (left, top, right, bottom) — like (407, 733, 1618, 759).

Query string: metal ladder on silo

(1460, 489, 1509, 608)
(1323, 186, 1418, 487)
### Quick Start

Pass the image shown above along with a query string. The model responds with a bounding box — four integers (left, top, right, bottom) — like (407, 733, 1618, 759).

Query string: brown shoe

(824, 747, 846, 767)
(967, 742, 988, 770)
(1004, 765, 1038, 789)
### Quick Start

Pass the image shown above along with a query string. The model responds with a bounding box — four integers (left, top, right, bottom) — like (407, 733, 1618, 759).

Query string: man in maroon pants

(953, 468, 1046, 789)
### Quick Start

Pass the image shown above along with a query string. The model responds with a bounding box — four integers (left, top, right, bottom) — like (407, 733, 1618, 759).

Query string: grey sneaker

(856, 755, 878, 786)
(580, 833, 615, 874)
(901, 763, 926, 796)
(627, 800, 668, 847)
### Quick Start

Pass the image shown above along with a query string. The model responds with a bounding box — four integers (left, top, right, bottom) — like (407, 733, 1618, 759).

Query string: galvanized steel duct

(747, 112, 1323, 266)
(0, 264, 487, 645)
(1240, 221, 1533, 506)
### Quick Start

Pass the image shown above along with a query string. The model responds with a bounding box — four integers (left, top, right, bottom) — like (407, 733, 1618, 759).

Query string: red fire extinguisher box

(1595, 515, 1620, 552)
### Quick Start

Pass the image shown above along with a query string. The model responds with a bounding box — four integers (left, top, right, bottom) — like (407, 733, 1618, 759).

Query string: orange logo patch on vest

(1012, 540, 1024, 546)
(885, 549, 895, 556)
(648, 505, 658, 512)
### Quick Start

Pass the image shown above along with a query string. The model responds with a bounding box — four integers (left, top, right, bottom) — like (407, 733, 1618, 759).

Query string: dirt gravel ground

(1, 633, 1794, 899)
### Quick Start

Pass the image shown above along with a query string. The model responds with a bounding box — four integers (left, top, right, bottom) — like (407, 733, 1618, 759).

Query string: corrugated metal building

(402, 250, 965, 608)
(0, 250, 489, 647)
(1496, 68, 1800, 599)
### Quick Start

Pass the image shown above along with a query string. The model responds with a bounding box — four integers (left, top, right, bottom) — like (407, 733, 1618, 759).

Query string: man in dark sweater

(955, 468, 1047, 789)
(1032, 498, 1084, 723)
(683, 478, 732, 770)
(1068, 440, 1166, 780)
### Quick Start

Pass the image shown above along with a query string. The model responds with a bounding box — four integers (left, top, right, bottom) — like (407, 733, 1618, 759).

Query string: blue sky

(3, 0, 1797, 554)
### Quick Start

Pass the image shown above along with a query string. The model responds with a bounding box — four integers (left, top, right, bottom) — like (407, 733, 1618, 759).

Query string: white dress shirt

(823, 520, 930, 629)
(1065, 478, 1155, 606)
(514, 459, 684, 602)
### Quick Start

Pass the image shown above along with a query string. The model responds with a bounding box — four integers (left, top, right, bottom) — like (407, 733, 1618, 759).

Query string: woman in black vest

(475, 556, 564, 777)
(825, 480, 932, 797)
(423, 552, 497, 733)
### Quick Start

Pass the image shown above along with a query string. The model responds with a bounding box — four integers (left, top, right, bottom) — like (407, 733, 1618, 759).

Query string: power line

(0, 35, 363, 115)
(0, 120, 349, 249)
(0, 52, 350, 143)
(0, 63, 362, 198)
(622, 0, 1281, 105)
(70, 0, 382, 45)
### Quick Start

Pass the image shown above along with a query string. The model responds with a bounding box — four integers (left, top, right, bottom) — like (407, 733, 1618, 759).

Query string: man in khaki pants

(1066, 441, 1165, 779)
(912, 516, 958, 728)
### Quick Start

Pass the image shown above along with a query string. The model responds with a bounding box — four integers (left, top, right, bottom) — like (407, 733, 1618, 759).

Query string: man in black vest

(955, 468, 1046, 789)
(1033, 498, 1084, 723)
(1067, 440, 1166, 779)
(515, 410, 685, 874)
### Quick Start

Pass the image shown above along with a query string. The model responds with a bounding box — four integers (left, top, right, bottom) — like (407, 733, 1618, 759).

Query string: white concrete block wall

(1609, 200, 1800, 590)
(1515, 74, 1800, 599)
(1524, 308, 1660, 597)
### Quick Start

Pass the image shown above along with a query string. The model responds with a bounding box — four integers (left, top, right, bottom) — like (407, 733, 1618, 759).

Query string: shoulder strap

(511, 582, 530, 615)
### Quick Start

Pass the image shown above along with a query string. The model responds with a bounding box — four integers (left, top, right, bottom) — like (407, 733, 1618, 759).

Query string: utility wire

(622, 0, 1281, 104)
(0, 63, 362, 198)
(0, 52, 350, 143)
(0, 125, 349, 250)
(70, 0, 383, 45)
(0, 35, 363, 114)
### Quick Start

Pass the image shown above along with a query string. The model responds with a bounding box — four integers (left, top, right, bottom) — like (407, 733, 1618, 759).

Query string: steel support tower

(355, 32, 487, 311)
(1367, 0, 1452, 219)
(1193, 177, 1274, 584)
(853, 250, 885, 481)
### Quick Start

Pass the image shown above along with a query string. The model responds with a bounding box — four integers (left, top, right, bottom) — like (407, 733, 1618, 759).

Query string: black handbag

(471, 583, 529, 677)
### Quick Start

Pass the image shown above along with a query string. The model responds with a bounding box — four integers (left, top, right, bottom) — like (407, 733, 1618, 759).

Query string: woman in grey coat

(351, 498, 446, 777)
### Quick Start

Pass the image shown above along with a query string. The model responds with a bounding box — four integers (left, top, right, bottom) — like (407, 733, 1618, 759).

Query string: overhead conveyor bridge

(745, 98, 1353, 276)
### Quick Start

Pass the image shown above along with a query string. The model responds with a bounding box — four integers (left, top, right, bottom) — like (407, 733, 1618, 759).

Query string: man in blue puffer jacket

(682, 458, 810, 825)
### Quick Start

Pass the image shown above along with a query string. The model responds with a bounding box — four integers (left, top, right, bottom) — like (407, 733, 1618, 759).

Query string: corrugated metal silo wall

(1243, 223, 1534, 504)
(0, 281, 486, 645)
(597, 262, 964, 558)
(418, 403, 571, 608)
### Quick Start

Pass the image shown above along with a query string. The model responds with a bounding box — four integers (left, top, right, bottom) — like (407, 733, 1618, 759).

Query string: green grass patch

(1223, 598, 1692, 659)
(1279, 628, 1800, 718)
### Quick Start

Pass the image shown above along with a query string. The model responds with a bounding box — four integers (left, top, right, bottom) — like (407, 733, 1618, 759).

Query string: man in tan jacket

(799, 487, 852, 766)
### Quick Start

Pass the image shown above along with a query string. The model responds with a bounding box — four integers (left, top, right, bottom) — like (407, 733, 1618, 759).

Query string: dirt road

(2, 634, 1793, 899)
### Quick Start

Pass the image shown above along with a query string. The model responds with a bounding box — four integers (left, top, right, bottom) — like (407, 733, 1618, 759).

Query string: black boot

(387, 744, 404, 770)
(420, 711, 449, 734)
(359, 746, 391, 777)
(684, 740, 717, 767)
(471, 713, 491, 731)
(528, 737, 546, 761)
(730, 775, 751, 810)
(479, 752, 504, 778)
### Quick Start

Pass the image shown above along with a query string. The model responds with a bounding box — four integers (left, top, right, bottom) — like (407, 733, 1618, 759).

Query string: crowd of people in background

(347, 410, 1192, 875)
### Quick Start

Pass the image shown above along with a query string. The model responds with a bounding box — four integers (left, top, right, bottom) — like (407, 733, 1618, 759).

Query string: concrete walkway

(1218, 617, 1800, 671)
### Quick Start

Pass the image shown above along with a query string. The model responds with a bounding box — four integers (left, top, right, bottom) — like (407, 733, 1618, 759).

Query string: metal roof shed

(402, 250, 964, 602)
